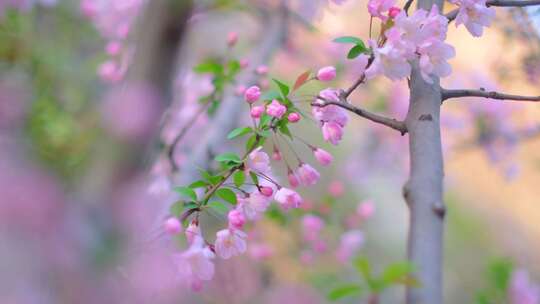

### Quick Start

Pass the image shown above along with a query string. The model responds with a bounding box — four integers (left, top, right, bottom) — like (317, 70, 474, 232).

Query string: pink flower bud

(287, 112, 301, 123)
(164, 217, 182, 235)
(328, 180, 344, 197)
(227, 31, 238, 47)
(297, 163, 320, 186)
(256, 65, 269, 75)
(244, 86, 261, 103)
(313, 148, 333, 166)
(288, 171, 300, 188)
(274, 187, 303, 210)
(228, 209, 245, 229)
(272, 150, 282, 161)
(259, 78, 270, 90)
(316, 66, 336, 82)
(266, 99, 287, 118)
(240, 58, 249, 69)
(235, 85, 246, 96)
(260, 186, 273, 197)
(388, 6, 401, 18)
(250, 105, 264, 118)
(105, 41, 122, 56)
(357, 200, 375, 219)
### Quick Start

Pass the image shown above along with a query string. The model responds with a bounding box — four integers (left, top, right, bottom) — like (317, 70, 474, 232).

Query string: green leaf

(184, 202, 199, 210)
(293, 70, 311, 91)
(227, 60, 241, 77)
(260, 90, 281, 101)
(279, 124, 293, 140)
(245, 134, 258, 152)
(194, 59, 223, 74)
(347, 44, 368, 59)
(189, 180, 208, 189)
(333, 36, 364, 45)
(174, 186, 197, 201)
(233, 171, 245, 187)
(381, 262, 416, 285)
(354, 256, 372, 280)
(215, 153, 242, 164)
(258, 114, 272, 129)
(487, 258, 513, 291)
(327, 285, 362, 301)
(216, 188, 238, 204)
(227, 126, 253, 139)
(169, 201, 184, 217)
(273, 79, 290, 97)
(208, 201, 229, 215)
(249, 171, 259, 185)
(257, 129, 272, 138)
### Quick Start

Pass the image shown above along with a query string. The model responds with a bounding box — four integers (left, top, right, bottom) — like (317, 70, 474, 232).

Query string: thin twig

(312, 97, 407, 135)
(343, 55, 375, 98)
(446, 0, 540, 22)
(403, 0, 415, 14)
(441, 88, 540, 102)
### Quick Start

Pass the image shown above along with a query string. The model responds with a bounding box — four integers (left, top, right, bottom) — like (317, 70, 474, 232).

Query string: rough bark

(403, 0, 445, 303)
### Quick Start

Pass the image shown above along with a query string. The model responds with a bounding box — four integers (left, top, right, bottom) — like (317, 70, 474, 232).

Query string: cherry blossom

(451, 0, 495, 37)
(174, 236, 215, 291)
(215, 228, 247, 259)
(316, 66, 337, 81)
(313, 148, 333, 166)
(244, 86, 261, 103)
(274, 187, 303, 210)
(266, 99, 287, 118)
(246, 147, 271, 173)
(164, 217, 182, 235)
(296, 163, 321, 186)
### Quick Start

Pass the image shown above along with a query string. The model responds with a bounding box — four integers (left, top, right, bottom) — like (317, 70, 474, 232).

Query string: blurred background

(1, 0, 539, 303)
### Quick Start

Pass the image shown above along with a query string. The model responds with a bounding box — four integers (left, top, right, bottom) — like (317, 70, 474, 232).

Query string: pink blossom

(328, 180, 344, 197)
(302, 214, 325, 242)
(256, 65, 269, 75)
(388, 6, 401, 18)
(266, 99, 287, 118)
(228, 209, 245, 229)
(250, 105, 264, 118)
(336, 230, 364, 263)
(288, 171, 300, 188)
(249, 243, 274, 260)
(215, 228, 247, 259)
(260, 186, 273, 197)
(357, 200, 375, 219)
(105, 40, 122, 55)
(322, 121, 344, 145)
(313, 148, 333, 166)
(367, 0, 396, 20)
(98, 60, 122, 83)
(509, 269, 540, 304)
(274, 187, 303, 210)
(272, 149, 282, 161)
(240, 58, 249, 69)
(313, 89, 349, 126)
(239, 192, 271, 220)
(418, 39, 455, 83)
(246, 147, 271, 173)
(235, 85, 246, 96)
(288, 112, 301, 123)
(174, 236, 215, 290)
(185, 222, 201, 245)
(244, 86, 261, 103)
(164, 217, 182, 235)
(297, 163, 320, 186)
(452, 0, 495, 37)
(316, 66, 337, 81)
(227, 31, 238, 47)
(365, 40, 412, 81)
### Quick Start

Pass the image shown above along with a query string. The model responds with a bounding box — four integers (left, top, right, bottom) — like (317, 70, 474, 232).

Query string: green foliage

(174, 186, 197, 201)
(233, 171, 245, 187)
(474, 258, 514, 304)
(328, 284, 363, 301)
(273, 78, 290, 97)
(208, 201, 229, 215)
(227, 126, 253, 139)
(333, 36, 370, 60)
(216, 188, 237, 205)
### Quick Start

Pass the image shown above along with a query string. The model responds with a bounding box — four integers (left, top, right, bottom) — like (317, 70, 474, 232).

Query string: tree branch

(446, 0, 540, 22)
(441, 88, 540, 102)
(343, 56, 374, 98)
(404, 0, 416, 14)
(312, 98, 408, 135)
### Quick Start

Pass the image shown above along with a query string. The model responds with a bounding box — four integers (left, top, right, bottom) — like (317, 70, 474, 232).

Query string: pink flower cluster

(80, 0, 142, 83)
(509, 269, 540, 304)
(366, 3, 455, 83)
(312, 88, 349, 145)
(450, 0, 495, 37)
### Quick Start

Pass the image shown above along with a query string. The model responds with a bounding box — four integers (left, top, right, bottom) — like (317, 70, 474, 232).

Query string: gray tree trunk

(403, 0, 445, 303)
